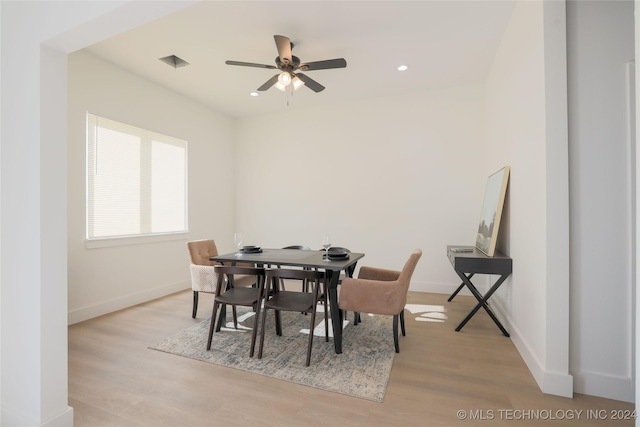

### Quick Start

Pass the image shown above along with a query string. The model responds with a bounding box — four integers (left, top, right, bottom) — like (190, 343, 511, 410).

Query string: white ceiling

(83, 1, 516, 119)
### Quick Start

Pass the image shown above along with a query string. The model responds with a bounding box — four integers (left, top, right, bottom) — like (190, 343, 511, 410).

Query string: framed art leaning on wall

(475, 166, 510, 256)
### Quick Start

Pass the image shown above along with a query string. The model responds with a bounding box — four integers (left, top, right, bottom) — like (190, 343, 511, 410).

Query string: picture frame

(475, 166, 510, 256)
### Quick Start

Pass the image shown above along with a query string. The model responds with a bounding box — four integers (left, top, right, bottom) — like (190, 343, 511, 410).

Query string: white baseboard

(573, 370, 635, 403)
(542, 370, 575, 399)
(410, 283, 573, 397)
(68, 281, 190, 325)
(2, 405, 73, 427)
(43, 407, 74, 427)
(490, 301, 574, 398)
(410, 281, 573, 398)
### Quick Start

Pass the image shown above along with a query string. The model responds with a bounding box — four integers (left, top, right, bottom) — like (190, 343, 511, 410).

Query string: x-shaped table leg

(453, 271, 510, 337)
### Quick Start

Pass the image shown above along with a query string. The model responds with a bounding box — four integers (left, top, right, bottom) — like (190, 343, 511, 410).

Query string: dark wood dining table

(210, 248, 365, 354)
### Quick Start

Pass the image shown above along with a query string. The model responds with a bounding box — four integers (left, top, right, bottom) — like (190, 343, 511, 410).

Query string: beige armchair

(187, 240, 221, 318)
(338, 249, 422, 353)
(187, 239, 255, 318)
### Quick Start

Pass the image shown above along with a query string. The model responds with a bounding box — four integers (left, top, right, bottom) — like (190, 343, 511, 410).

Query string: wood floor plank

(68, 289, 634, 426)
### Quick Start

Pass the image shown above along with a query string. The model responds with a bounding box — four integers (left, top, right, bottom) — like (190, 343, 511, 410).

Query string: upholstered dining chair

(187, 240, 221, 319)
(338, 249, 422, 353)
(187, 239, 255, 318)
(258, 268, 327, 366)
(207, 265, 266, 357)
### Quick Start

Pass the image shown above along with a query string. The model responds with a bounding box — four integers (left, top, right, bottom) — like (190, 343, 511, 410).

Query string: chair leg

(192, 291, 199, 318)
(353, 312, 361, 325)
(249, 302, 261, 357)
(323, 284, 329, 342)
(393, 314, 400, 353)
(400, 310, 406, 336)
(215, 304, 226, 332)
(207, 301, 220, 350)
(232, 306, 238, 329)
(306, 306, 317, 366)
(257, 303, 269, 359)
(275, 310, 283, 336)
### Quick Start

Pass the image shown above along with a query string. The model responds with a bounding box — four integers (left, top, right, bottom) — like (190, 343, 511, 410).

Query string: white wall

(567, 0, 635, 402)
(485, 1, 573, 397)
(636, 2, 640, 423)
(67, 51, 237, 324)
(235, 86, 487, 292)
(0, 2, 195, 425)
(2, 2, 635, 426)
(1, 3, 125, 425)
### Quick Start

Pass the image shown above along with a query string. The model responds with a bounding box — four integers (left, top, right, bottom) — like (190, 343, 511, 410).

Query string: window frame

(85, 113, 189, 247)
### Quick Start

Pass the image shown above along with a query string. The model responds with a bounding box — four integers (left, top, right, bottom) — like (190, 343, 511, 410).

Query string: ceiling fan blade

(257, 74, 280, 91)
(225, 60, 276, 69)
(299, 58, 347, 71)
(274, 35, 293, 65)
(296, 73, 325, 92)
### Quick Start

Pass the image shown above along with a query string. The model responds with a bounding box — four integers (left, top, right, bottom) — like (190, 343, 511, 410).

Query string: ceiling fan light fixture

(278, 72, 292, 86)
(292, 76, 305, 90)
(275, 81, 287, 91)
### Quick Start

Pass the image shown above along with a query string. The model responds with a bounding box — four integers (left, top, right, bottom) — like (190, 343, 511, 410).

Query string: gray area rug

(150, 306, 395, 402)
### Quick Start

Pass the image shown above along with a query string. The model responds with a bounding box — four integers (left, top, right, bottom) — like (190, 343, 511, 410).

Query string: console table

(446, 245, 512, 336)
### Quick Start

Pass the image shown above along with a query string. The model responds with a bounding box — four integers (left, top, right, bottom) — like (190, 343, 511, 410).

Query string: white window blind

(86, 113, 188, 240)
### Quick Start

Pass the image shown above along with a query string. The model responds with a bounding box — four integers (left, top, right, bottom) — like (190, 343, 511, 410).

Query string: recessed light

(250, 92, 259, 97)
(397, 65, 408, 71)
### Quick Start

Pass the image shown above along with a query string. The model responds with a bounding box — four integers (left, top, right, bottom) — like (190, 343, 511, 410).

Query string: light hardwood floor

(69, 290, 635, 426)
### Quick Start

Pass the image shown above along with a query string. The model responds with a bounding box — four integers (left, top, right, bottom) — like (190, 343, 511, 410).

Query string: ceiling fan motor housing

(276, 55, 301, 70)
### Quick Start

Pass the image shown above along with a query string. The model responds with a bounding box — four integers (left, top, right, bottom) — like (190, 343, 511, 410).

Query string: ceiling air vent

(159, 55, 189, 68)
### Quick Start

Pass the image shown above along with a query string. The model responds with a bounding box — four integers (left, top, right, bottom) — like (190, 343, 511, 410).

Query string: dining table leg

(327, 270, 343, 354)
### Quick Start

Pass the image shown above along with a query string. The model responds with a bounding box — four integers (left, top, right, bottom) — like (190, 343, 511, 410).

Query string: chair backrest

(398, 249, 423, 285)
(213, 265, 266, 292)
(338, 249, 422, 316)
(215, 265, 265, 277)
(188, 240, 219, 266)
(385, 249, 422, 311)
(266, 267, 325, 282)
(280, 246, 312, 275)
(265, 268, 325, 296)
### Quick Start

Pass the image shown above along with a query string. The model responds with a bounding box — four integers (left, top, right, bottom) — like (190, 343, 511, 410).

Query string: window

(86, 113, 188, 240)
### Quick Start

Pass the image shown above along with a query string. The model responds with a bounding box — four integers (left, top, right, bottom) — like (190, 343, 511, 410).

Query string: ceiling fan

(225, 35, 347, 93)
